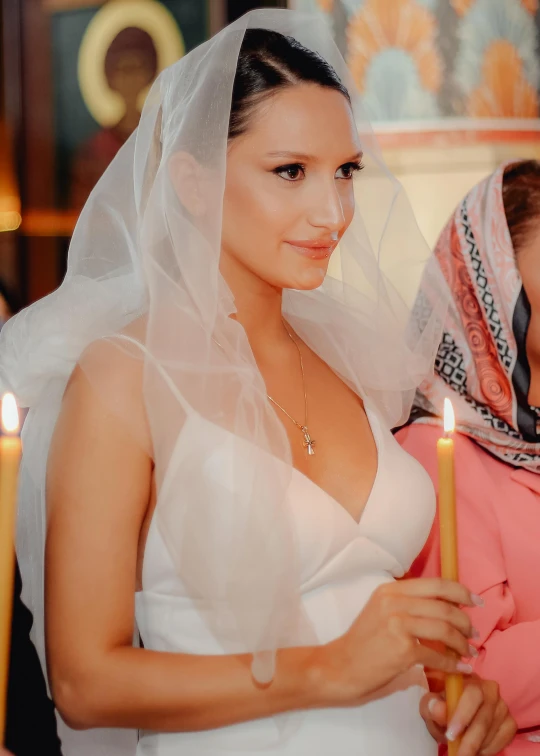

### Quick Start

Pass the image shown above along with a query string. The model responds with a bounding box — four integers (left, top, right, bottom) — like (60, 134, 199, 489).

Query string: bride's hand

(317, 578, 478, 705)
(420, 676, 517, 755)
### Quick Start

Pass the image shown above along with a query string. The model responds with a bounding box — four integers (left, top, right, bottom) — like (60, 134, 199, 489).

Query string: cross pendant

(301, 427, 315, 456)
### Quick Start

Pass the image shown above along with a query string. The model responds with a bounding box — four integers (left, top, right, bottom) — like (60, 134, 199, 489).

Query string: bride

(1, 10, 515, 756)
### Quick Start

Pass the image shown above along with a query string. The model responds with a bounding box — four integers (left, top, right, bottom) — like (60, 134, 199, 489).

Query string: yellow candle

(437, 398, 463, 756)
(0, 393, 21, 744)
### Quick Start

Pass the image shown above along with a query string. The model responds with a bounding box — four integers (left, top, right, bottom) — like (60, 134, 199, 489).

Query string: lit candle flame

(443, 397, 455, 434)
(1, 393, 20, 434)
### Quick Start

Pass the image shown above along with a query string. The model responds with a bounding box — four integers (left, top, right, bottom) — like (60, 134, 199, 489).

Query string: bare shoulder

(59, 315, 151, 456)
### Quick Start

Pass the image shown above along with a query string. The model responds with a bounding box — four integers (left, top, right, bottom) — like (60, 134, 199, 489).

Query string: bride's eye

(273, 163, 306, 181)
(336, 161, 364, 180)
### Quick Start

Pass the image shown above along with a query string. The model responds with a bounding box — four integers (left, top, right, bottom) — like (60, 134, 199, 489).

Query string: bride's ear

(168, 152, 206, 217)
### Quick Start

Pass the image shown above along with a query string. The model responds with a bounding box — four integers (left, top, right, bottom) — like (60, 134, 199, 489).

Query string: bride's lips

(285, 239, 338, 260)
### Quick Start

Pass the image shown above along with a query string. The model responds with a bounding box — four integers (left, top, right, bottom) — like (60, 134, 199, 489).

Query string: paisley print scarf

(413, 163, 540, 471)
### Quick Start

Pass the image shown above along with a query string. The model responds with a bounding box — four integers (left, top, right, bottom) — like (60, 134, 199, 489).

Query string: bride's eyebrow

(266, 150, 363, 162)
(266, 151, 315, 161)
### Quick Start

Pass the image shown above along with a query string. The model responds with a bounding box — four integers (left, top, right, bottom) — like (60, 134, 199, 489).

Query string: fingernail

(468, 644, 479, 658)
(471, 594, 484, 607)
(446, 722, 463, 742)
(427, 697, 438, 715)
(471, 627, 480, 639)
(456, 662, 473, 674)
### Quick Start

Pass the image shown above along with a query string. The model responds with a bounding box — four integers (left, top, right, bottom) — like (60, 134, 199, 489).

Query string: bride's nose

(307, 178, 346, 233)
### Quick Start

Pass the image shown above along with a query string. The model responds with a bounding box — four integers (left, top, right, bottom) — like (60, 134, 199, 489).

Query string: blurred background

(0, 0, 538, 320)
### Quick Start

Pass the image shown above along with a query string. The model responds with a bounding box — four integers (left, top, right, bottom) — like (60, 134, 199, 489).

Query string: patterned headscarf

(413, 162, 540, 471)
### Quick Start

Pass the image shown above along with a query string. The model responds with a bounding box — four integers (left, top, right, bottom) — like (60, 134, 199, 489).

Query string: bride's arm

(46, 359, 324, 732)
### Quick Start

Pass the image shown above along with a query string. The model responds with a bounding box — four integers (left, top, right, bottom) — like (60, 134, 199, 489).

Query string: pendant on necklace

(301, 426, 316, 456)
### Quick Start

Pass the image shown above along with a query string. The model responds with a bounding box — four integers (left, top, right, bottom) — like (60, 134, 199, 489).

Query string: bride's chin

(293, 265, 327, 290)
(258, 263, 327, 291)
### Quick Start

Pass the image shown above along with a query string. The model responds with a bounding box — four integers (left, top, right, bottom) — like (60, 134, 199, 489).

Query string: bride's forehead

(236, 85, 358, 150)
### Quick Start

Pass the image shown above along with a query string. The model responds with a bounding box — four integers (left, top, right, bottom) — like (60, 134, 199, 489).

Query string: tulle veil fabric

(0, 8, 448, 754)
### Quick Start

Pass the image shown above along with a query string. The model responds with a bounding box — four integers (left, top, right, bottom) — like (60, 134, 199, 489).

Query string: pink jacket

(398, 424, 540, 754)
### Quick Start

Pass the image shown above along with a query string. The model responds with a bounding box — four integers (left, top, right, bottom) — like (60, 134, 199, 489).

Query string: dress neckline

(288, 405, 381, 527)
(155, 402, 382, 532)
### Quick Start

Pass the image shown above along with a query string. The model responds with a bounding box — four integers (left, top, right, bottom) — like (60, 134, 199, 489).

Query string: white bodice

(135, 405, 437, 754)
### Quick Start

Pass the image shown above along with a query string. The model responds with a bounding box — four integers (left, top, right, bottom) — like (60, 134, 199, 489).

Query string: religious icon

(70, 25, 160, 208)
(59, 0, 187, 209)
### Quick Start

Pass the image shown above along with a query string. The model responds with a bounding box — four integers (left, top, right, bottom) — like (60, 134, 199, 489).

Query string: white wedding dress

(135, 403, 438, 755)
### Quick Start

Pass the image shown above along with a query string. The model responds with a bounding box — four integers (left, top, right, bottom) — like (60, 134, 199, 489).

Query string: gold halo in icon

(78, 0, 185, 127)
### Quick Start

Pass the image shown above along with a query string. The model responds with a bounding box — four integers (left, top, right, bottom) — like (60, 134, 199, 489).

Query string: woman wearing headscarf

(399, 160, 540, 753)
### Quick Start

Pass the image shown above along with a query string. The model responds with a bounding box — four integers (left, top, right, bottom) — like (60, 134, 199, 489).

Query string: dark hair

(228, 29, 350, 141)
(502, 160, 540, 253)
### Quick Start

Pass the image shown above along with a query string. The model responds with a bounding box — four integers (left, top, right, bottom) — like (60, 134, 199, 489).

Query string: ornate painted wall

(292, 0, 540, 126)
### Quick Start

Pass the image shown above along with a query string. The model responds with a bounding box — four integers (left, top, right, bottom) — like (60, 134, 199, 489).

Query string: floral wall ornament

(467, 40, 538, 117)
(292, 0, 540, 131)
(346, 0, 443, 120)
(455, 0, 539, 118)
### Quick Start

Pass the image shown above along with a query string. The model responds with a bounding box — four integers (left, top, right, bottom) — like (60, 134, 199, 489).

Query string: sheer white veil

(0, 9, 447, 754)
